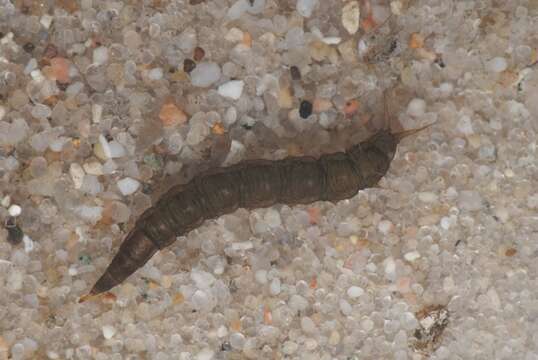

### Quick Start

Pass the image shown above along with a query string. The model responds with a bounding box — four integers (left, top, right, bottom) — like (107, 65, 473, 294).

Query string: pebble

(457, 115, 474, 135)
(225, 28, 244, 42)
(102, 325, 116, 339)
(486, 57, 508, 73)
(404, 251, 421, 262)
(342, 1, 360, 34)
(83, 161, 104, 176)
(418, 191, 438, 203)
(347, 286, 364, 298)
(378, 220, 393, 235)
(299, 100, 313, 119)
(148, 67, 163, 81)
(190, 62, 221, 87)
(93, 46, 109, 65)
(19, 240, 37, 260)
(50, 57, 70, 83)
(407, 98, 426, 117)
(300, 317, 317, 333)
(297, 0, 318, 18)
(92, 104, 103, 123)
(458, 190, 483, 211)
(270, 278, 281, 295)
(7, 204, 22, 217)
(159, 103, 188, 126)
(69, 163, 85, 189)
(217, 80, 244, 100)
(196, 348, 215, 360)
(0, 106, 5, 121)
(183, 59, 196, 73)
(117, 177, 140, 196)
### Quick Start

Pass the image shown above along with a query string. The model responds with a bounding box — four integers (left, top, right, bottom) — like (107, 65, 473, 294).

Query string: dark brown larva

(80, 127, 427, 302)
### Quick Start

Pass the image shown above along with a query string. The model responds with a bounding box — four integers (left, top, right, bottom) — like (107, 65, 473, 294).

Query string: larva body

(84, 130, 398, 298)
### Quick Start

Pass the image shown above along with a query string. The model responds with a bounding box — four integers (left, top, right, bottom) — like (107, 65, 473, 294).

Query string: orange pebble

(159, 102, 188, 126)
(230, 319, 241, 332)
(172, 292, 185, 305)
(263, 305, 272, 324)
(409, 32, 424, 49)
(309, 276, 317, 289)
(361, 15, 377, 32)
(242, 32, 252, 47)
(344, 99, 360, 116)
(307, 207, 320, 224)
(211, 122, 226, 135)
(50, 57, 70, 83)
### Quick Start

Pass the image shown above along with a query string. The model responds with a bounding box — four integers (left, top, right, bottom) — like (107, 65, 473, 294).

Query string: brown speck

(183, 58, 196, 73)
(189, 0, 206, 4)
(43, 44, 58, 60)
(505, 248, 517, 257)
(290, 66, 301, 80)
(193, 47, 205, 61)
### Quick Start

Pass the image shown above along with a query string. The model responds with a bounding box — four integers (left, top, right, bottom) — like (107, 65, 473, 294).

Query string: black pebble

(23, 42, 35, 53)
(5, 217, 23, 245)
(299, 100, 313, 119)
(183, 59, 196, 73)
(290, 66, 301, 80)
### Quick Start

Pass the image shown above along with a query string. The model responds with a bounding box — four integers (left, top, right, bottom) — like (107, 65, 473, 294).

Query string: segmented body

(86, 130, 399, 297)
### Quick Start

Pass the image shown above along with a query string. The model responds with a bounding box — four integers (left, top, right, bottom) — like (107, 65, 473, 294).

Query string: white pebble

(0, 105, 5, 121)
(69, 163, 85, 189)
(83, 161, 104, 176)
(190, 62, 221, 87)
(347, 286, 364, 298)
(407, 98, 426, 117)
(341, 1, 360, 34)
(227, 0, 250, 20)
(1, 195, 11, 207)
(148, 67, 163, 81)
(225, 28, 244, 42)
(23, 235, 34, 253)
(255, 270, 268, 284)
(91, 104, 103, 123)
(217, 80, 244, 100)
(196, 348, 215, 360)
(117, 177, 140, 196)
(297, 0, 318, 18)
(8, 204, 22, 217)
(108, 141, 126, 158)
(40, 14, 53, 29)
(486, 57, 507, 73)
(404, 251, 421, 262)
(457, 115, 474, 135)
(102, 325, 116, 339)
(93, 46, 109, 66)
(418, 191, 438, 203)
(458, 190, 483, 211)
(270, 278, 281, 295)
(384, 257, 396, 278)
(378, 220, 393, 235)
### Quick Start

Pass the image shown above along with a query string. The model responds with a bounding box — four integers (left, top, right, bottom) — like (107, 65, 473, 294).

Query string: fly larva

(79, 121, 430, 302)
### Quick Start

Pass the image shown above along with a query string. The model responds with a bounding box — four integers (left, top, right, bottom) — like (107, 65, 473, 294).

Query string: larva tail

(80, 228, 160, 302)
